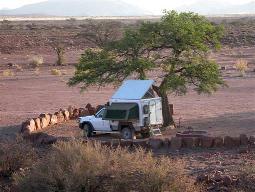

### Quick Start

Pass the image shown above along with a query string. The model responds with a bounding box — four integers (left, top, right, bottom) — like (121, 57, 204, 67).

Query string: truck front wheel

(83, 124, 93, 138)
(121, 127, 136, 140)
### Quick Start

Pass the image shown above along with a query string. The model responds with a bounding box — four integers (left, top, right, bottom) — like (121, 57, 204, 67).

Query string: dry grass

(0, 136, 37, 178)
(34, 68, 40, 75)
(234, 59, 248, 76)
(29, 55, 44, 68)
(51, 69, 62, 76)
(2, 69, 14, 77)
(14, 140, 199, 192)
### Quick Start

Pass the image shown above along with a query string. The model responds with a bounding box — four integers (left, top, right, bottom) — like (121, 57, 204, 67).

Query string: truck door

(94, 109, 111, 131)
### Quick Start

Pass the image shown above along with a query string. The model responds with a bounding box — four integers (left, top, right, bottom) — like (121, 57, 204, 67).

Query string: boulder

(240, 134, 249, 146)
(96, 105, 104, 112)
(249, 136, 255, 146)
(182, 137, 194, 148)
(40, 117, 49, 129)
(73, 108, 80, 118)
(132, 140, 148, 149)
(39, 113, 51, 125)
(50, 114, 58, 125)
(79, 108, 90, 117)
(201, 136, 214, 148)
(62, 110, 70, 120)
(68, 105, 75, 119)
(224, 136, 240, 148)
(88, 107, 96, 115)
(170, 137, 182, 150)
(54, 111, 65, 123)
(34, 118, 42, 130)
(21, 119, 36, 134)
(194, 137, 201, 147)
(148, 138, 163, 149)
(213, 137, 224, 148)
(85, 103, 92, 109)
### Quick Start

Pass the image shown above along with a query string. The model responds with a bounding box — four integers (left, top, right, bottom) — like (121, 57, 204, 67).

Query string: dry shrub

(235, 59, 248, 76)
(14, 141, 199, 192)
(233, 164, 255, 192)
(0, 137, 37, 178)
(29, 55, 44, 68)
(34, 68, 40, 75)
(51, 69, 62, 76)
(2, 70, 14, 77)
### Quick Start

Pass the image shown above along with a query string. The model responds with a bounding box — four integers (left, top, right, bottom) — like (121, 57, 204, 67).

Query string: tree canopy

(69, 11, 225, 126)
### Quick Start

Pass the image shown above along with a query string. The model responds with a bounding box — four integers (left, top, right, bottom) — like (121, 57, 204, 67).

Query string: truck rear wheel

(83, 124, 93, 138)
(121, 127, 136, 140)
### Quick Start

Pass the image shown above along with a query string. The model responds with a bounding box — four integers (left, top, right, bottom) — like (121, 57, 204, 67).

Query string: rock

(54, 111, 65, 123)
(163, 138, 170, 147)
(224, 136, 240, 148)
(34, 118, 42, 130)
(62, 110, 70, 120)
(88, 107, 96, 115)
(73, 108, 80, 118)
(148, 138, 163, 149)
(249, 136, 255, 145)
(132, 140, 148, 149)
(40, 117, 49, 129)
(21, 119, 36, 134)
(41, 135, 58, 145)
(39, 113, 51, 125)
(50, 114, 58, 125)
(85, 103, 92, 109)
(68, 105, 75, 118)
(240, 134, 249, 146)
(214, 137, 224, 148)
(194, 137, 201, 147)
(79, 108, 90, 117)
(25, 132, 57, 145)
(170, 137, 182, 150)
(120, 140, 133, 148)
(182, 137, 194, 148)
(201, 136, 214, 148)
(96, 105, 104, 112)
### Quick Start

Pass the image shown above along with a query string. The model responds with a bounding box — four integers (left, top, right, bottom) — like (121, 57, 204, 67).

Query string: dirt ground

(0, 48, 255, 138)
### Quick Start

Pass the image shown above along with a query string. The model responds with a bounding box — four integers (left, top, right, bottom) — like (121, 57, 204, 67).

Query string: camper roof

(111, 80, 154, 100)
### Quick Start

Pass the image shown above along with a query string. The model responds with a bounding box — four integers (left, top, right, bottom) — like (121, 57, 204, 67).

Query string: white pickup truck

(78, 80, 163, 139)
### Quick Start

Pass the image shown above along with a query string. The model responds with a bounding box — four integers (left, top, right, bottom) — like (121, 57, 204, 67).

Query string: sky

(0, 0, 254, 13)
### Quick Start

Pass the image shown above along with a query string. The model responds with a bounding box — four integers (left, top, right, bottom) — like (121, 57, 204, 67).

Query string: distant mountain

(0, 0, 150, 16)
(176, 0, 255, 15)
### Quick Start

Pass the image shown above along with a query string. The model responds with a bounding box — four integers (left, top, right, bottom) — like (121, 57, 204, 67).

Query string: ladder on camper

(150, 127, 162, 136)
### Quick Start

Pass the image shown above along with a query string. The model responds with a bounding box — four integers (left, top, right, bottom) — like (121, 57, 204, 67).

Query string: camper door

(149, 99, 163, 125)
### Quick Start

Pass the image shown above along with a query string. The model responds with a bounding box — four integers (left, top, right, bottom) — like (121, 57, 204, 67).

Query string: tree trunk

(152, 85, 174, 127)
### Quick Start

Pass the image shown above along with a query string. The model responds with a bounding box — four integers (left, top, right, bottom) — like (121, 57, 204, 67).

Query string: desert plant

(55, 46, 65, 66)
(0, 137, 37, 178)
(14, 64, 23, 72)
(14, 141, 199, 192)
(51, 69, 62, 76)
(29, 55, 44, 68)
(2, 69, 14, 77)
(235, 59, 248, 76)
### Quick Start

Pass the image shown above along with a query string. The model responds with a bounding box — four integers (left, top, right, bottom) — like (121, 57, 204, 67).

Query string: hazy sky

(0, 0, 254, 13)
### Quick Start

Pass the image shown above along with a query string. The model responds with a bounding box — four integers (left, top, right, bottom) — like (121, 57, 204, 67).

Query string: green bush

(14, 141, 199, 192)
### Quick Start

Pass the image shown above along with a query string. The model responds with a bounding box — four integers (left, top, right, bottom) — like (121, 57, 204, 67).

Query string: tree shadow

(181, 111, 255, 137)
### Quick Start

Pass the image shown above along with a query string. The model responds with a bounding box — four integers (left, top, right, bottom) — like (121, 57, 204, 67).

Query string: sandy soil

(0, 60, 254, 138)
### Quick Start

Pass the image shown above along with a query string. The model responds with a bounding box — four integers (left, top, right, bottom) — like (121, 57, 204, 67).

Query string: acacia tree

(69, 11, 225, 127)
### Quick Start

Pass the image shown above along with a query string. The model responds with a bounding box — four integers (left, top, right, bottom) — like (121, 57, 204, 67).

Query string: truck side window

(95, 109, 105, 118)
